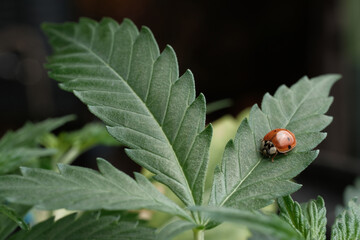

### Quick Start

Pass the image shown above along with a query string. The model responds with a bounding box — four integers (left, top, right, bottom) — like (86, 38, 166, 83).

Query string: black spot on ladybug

(288, 145, 291, 149)
(287, 137, 290, 141)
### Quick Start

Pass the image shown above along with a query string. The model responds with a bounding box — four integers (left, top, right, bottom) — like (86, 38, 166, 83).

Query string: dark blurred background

(0, 0, 359, 226)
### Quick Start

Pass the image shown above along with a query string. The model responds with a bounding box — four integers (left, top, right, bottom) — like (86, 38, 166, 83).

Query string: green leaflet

(193, 206, 303, 240)
(343, 177, 360, 207)
(335, 177, 360, 217)
(9, 212, 155, 240)
(0, 201, 30, 240)
(0, 115, 74, 150)
(0, 204, 29, 230)
(0, 115, 74, 174)
(43, 17, 211, 207)
(331, 199, 360, 240)
(209, 75, 339, 210)
(278, 195, 326, 240)
(156, 219, 197, 240)
(41, 122, 121, 166)
(0, 158, 190, 221)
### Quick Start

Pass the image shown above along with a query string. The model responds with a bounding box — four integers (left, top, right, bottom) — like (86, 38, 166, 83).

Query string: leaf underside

(209, 75, 339, 210)
(0, 158, 190, 221)
(42, 17, 212, 207)
(42, 17, 339, 214)
(9, 212, 155, 240)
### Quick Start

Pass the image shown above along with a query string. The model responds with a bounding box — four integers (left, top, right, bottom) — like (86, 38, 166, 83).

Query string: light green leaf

(193, 206, 304, 240)
(0, 116, 74, 174)
(343, 177, 360, 207)
(9, 212, 155, 240)
(43, 17, 212, 207)
(0, 204, 29, 230)
(335, 177, 360, 216)
(156, 219, 197, 240)
(302, 196, 327, 240)
(0, 148, 56, 175)
(206, 98, 233, 114)
(0, 158, 190, 221)
(248, 232, 278, 240)
(331, 199, 360, 240)
(278, 196, 308, 237)
(209, 75, 339, 210)
(41, 122, 121, 166)
(42, 122, 120, 153)
(278, 195, 326, 240)
(0, 115, 74, 149)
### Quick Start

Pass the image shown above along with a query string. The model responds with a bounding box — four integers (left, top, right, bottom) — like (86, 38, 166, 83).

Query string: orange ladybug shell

(263, 128, 296, 153)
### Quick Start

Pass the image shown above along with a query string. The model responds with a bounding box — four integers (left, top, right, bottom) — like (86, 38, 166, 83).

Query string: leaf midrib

(219, 157, 262, 207)
(47, 27, 196, 206)
(217, 85, 315, 208)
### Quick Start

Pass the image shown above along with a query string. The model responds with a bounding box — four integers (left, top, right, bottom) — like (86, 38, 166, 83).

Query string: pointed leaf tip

(43, 18, 212, 207)
(209, 74, 337, 213)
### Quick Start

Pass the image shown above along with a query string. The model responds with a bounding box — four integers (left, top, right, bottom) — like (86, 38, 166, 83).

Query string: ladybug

(260, 128, 296, 162)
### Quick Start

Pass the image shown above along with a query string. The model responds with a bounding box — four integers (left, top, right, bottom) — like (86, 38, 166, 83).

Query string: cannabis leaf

(343, 177, 360, 206)
(0, 116, 74, 174)
(278, 195, 326, 240)
(41, 122, 120, 166)
(156, 219, 197, 240)
(193, 206, 303, 240)
(0, 204, 29, 230)
(43, 17, 212, 207)
(335, 177, 360, 216)
(331, 199, 360, 240)
(0, 201, 30, 240)
(209, 75, 339, 210)
(0, 158, 190, 221)
(9, 212, 155, 240)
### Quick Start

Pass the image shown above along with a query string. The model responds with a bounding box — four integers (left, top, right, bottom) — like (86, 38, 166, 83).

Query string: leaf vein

(48, 25, 197, 206)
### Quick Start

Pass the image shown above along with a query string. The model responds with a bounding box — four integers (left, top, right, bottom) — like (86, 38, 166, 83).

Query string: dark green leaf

(0, 158, 190, 221)
(0, 204, 29, 230)
(0, 201, 30, 240)
(43, 17, 212, 207)
(9, 212, 155, 240)
(209, 75, 339, 210)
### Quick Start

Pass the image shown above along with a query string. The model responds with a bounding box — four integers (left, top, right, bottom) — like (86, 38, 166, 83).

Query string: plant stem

(58, 147, 80, 165)
(193, 228, 204, 240)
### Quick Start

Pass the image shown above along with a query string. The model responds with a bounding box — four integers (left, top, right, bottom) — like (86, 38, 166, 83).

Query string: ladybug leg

(271, 152, 278, 162)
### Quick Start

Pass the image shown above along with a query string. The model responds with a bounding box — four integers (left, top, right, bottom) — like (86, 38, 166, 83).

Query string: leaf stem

(57, 147, 80, 165)
(193, 228, 204, 240)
